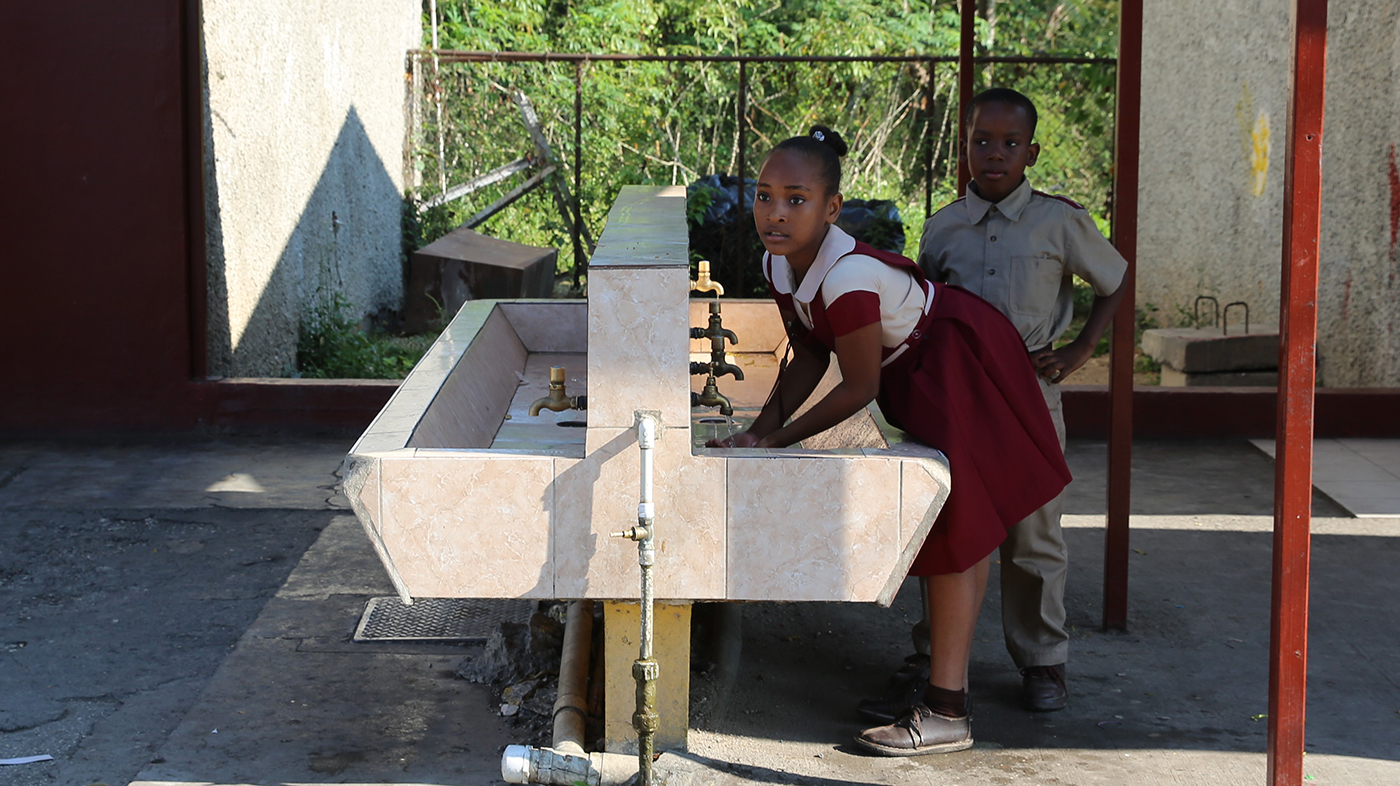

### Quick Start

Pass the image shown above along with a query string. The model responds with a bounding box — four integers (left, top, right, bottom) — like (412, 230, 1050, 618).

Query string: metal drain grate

(354, 597, 535, 642)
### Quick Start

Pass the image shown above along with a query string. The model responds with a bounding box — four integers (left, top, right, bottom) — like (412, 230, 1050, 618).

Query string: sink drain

(353, 597, 534, 642)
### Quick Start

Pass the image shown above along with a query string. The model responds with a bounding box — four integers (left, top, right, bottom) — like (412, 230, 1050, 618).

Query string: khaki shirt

(915, 177, 1127, 350)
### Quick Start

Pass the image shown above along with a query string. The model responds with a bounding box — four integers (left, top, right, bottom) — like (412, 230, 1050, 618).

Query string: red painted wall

(0, 1, 198, 431)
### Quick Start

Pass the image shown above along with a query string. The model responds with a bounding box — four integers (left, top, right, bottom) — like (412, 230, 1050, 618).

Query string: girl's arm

(710, 308, 830, 447)
(745, 337, 830, 440)
(756, 322, 882, 448)
(716, 321, 882, 448)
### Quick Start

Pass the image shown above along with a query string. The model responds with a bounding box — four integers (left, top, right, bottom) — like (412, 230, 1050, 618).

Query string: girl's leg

(927, 555, 992, 693)
(854, 555, 989, 756)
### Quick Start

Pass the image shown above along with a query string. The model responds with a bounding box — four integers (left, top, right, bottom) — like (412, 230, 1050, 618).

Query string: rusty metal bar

(1103, 0, 1142, 633)
(735, 59, 748, 297)
(411, 49, 1114, 66)
(922, 59, 935, 219)
(956, 0, 975, 196)
(573, 60, 584, 286)
(1269, 2, 1328, 784)
(464, 165, 557, 229)
(422, 157, 533, 208)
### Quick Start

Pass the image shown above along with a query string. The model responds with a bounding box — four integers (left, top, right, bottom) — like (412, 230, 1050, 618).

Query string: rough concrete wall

(203, 1, 420, 376)
(1139, 0, 1400, 386)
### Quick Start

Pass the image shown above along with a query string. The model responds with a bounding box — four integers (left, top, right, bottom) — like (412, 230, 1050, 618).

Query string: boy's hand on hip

(1032, 340, 1095, 384)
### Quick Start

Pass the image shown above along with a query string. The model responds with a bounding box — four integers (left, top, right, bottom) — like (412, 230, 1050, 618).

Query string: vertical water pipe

(630, 413, 660, 786)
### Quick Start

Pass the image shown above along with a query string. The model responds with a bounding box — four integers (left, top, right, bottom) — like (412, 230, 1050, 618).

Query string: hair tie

(812, 130, 825, 142)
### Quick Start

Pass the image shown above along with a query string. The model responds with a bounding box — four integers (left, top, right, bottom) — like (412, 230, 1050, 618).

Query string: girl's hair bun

(809, 125, 848, 156)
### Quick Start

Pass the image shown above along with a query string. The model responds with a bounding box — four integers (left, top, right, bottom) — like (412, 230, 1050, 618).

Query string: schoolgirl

(711, 126, 1070, 755)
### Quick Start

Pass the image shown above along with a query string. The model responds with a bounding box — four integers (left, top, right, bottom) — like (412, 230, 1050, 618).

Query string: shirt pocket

(1008, 255, 1066, 321)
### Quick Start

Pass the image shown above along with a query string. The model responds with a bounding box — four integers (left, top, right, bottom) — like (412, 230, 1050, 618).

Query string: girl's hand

(707, 431, 762, 448)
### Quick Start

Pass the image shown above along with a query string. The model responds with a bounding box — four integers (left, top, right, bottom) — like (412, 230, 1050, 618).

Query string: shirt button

(989, 269, 997, 275)
(990, 235, 998, 242)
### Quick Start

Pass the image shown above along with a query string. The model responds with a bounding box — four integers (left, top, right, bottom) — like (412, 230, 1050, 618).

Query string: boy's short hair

(964, 88, 1039, 138)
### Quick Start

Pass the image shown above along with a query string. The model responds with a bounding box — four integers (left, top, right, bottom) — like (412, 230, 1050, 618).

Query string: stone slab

(1142, 327, 1279, 373)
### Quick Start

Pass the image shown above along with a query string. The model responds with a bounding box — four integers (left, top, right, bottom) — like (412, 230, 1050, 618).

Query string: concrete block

(1142, 328, 1279, 373)
(404, 228, 557, 334)
(1160, 366, 1279, 387)
(605, 601, 690, 754)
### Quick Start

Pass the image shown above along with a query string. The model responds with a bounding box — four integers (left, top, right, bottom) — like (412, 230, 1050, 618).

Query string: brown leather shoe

(854, 704, 973, 756)
(856, 654, 930, 723)
(1021, 664, 1067, 712)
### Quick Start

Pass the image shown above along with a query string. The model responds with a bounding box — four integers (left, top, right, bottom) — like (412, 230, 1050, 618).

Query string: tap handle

(550, 366, 566, 385)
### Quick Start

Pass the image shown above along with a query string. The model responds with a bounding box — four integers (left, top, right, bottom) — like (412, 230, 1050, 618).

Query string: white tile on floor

(1250, 438, 1400, 518)
(1314, 481, 1400, 500)
(1335, 438, 1400, 466)
(1335, 498, 1400, 518)
(1312, 460, 1397, 482)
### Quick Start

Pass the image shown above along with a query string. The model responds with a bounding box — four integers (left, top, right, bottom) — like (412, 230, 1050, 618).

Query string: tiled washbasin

(342, 186, 950, 606)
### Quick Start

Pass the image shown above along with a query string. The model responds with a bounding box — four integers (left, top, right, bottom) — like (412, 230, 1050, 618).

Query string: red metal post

(1103, 1, 1141, 632)
(956, 0, 975, 196)
(1269, 2, 1328, 784)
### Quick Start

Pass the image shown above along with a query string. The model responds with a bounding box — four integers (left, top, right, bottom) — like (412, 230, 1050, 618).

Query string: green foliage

(298, 293, 433, 379)
(414, 1, 1120, 291)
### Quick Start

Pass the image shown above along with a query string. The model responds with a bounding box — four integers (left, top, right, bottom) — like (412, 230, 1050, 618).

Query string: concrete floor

(0, 437, 1396, 785)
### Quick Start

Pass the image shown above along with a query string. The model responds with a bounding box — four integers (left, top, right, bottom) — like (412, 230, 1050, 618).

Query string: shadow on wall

(204, 99, 403, 377)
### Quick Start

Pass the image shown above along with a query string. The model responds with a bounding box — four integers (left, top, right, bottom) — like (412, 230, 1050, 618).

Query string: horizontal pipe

(409, 49, 1116, 66)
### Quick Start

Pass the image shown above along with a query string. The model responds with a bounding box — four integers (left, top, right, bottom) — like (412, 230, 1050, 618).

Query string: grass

(296, 294, 434, 380)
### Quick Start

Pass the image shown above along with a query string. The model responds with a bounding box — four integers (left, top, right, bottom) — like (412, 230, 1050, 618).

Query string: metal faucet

(690, 301, 744, 381)
(528, 366, 587, 416)
(690, 260, 724, 296)
(691, 373, 733, 417)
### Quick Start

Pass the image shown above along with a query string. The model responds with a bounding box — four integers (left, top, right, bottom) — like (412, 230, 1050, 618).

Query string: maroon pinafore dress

(764, 241, 1070, 575)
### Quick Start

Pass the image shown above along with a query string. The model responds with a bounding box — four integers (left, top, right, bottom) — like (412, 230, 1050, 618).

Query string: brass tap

(689, 301, 743, 381)
(690, 260, 725, 296)
(528, 366, 587, 417)
(691, 372, 733, 417)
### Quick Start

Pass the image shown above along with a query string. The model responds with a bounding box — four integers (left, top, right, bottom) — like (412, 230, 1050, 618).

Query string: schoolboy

(918, 87, 1126, 712)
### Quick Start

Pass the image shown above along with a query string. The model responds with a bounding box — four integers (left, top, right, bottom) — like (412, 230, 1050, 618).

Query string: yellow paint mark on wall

(1236, 84, 1271, 197)
(1250, 112, 1271, 196)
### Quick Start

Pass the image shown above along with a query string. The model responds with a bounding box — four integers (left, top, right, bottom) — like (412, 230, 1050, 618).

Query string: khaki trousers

(998, 376, 1069, 668)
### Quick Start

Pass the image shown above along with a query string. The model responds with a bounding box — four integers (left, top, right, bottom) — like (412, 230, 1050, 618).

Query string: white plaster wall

(203, 1, 420, 376)
(1139, 0, 1400, 385)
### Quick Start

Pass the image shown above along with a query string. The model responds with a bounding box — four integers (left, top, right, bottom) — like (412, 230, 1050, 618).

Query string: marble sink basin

(342, 186, 950, 606)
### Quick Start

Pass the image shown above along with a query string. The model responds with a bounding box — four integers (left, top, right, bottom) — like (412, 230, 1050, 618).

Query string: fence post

(735, 60, 748, 296)
(573, 60, 584, 287)
(957, 0, 975, 196)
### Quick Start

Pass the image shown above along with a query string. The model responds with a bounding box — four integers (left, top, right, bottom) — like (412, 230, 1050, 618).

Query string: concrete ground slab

(3, 437, 1397, 786)
(0, 438, 352, 511)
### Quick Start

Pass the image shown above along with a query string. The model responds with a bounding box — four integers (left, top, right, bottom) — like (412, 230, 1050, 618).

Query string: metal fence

(406, 50, 1116, 296)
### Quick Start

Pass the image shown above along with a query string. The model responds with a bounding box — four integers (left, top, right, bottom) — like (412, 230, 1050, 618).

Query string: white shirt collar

(766, 225, 858, 304)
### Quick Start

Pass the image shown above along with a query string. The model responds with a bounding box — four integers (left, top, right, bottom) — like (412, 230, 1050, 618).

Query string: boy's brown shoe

(854, 704, 973, 757)
(1021, 664, 1068, 712)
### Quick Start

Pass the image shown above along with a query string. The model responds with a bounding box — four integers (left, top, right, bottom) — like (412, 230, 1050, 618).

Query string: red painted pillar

(1103, 0, 1142, 632)
(1269, 2, 1327, 784)
(956, 0, 975, 196)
